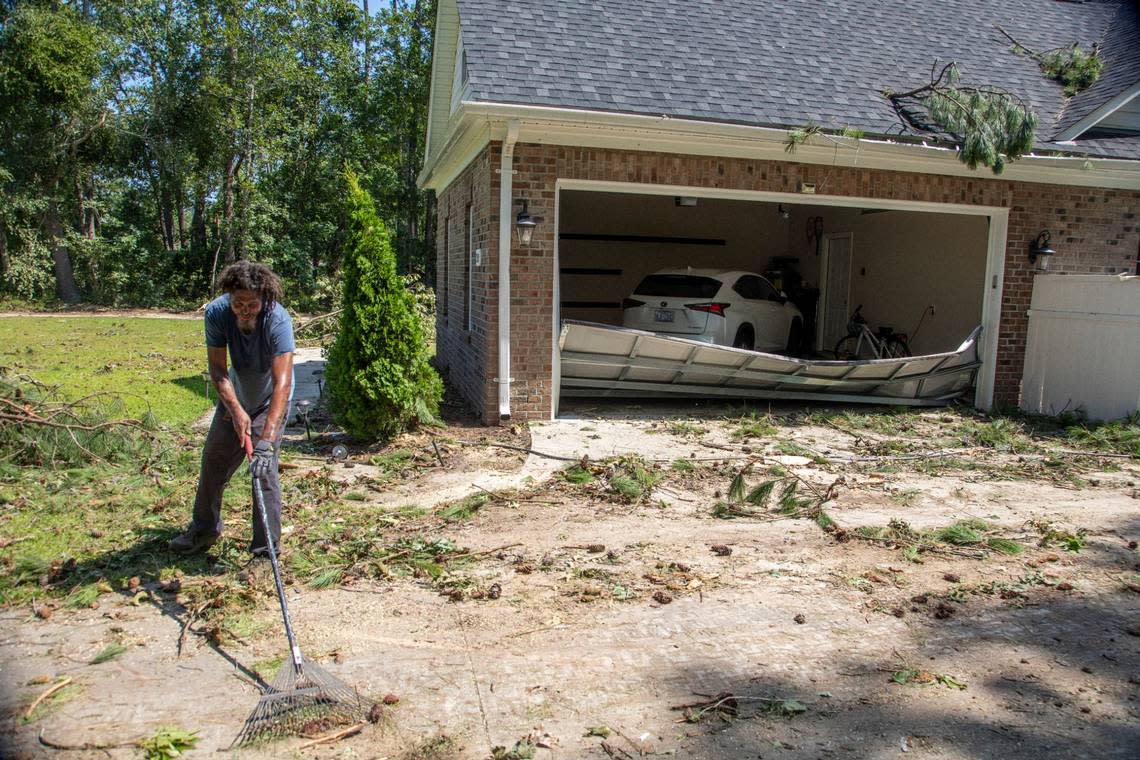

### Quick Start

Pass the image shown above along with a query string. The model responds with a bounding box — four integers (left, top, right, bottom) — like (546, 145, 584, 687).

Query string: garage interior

(557, 189, 990, 362)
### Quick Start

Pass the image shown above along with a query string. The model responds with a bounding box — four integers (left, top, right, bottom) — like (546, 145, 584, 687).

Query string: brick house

(418, 0, 1140, 424)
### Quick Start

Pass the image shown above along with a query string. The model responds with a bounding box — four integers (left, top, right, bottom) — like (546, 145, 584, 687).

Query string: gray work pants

(191, 404, 284, 555)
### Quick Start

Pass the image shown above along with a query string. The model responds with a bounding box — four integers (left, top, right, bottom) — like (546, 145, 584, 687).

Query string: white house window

(465, 203, 474, 331)
(441, 219, 449, 318)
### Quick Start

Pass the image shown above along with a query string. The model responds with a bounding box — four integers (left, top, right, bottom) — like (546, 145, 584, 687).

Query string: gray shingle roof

(1056, 1, 1140, 135)
(456, 0, 1140, 159)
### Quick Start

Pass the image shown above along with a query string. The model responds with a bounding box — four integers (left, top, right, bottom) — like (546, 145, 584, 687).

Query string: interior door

(818, 233, 854, 351)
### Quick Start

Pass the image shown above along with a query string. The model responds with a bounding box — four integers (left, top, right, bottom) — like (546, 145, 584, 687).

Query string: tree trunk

(175, 174, 187, 250)
(74, 177, 99, 294)
(222, 154, 237, 264)
(191, 188, 208, 276)
(0, 220, 9, 281)
(235, 82, 255, 262)
(45, 201, 81, 303)
(159, 165, 175, 251)
(75, 177, 96, 240)
(362, 0, 371, 85)
(222, 39, 239, 264)
(144, 159, 171, 250)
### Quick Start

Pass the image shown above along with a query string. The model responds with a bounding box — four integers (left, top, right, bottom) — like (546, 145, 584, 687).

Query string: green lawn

(0, 316, 241, 609)
(0, 317, 212, 427)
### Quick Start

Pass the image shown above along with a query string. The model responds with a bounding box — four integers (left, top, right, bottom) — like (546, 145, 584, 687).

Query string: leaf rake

(233, 448, 373, 746)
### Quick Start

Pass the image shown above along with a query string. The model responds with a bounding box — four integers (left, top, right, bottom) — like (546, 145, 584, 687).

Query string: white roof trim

(1055, 83, 1140, 142)
(423, 0, 460, 166)
(419, 101, 1140, 192)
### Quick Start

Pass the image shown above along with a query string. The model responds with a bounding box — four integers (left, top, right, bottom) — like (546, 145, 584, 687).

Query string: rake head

(233, 657, 373, 747)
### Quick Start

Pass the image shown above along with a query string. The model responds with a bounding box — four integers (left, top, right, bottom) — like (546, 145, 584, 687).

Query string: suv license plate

(654, 309, 675, 323)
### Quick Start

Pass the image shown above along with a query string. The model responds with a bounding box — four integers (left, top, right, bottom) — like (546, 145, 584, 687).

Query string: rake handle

(246, 434, 303, 675)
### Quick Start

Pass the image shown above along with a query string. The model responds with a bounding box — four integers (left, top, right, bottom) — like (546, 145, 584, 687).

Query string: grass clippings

(604, 456, 662, 503)
(138, 727, 198, 760)
(853, 518, 1024, 562)
(890, 667, 968, 690)
(396, 734, 461, 760)
(562, 464, 595, 484)
(89, 642, 127, 665)
(729, 411, 777, 439)
(437, 492, 492, 522)
(491, 738, 537, 760)
(672, 691, 808, 723)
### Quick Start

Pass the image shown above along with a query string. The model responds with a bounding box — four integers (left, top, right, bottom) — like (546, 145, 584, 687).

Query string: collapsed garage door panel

(559, 321, 982, 405)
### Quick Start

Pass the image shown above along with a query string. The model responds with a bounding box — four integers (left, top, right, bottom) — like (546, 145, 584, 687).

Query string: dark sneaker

(168, 528, 220, 554)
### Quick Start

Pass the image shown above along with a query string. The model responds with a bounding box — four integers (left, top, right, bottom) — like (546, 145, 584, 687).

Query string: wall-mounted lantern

(1029, 230, 1056, 272)
(515, 199, 536, 246)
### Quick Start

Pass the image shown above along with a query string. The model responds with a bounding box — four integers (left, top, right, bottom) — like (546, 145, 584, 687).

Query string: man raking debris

(168, 261, 372, 743)
(170, 261, 294, 564)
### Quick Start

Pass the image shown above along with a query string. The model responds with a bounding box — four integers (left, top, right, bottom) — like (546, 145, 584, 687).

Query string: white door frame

(817, 231, 854, 351)
(552, 178, 1009, 416)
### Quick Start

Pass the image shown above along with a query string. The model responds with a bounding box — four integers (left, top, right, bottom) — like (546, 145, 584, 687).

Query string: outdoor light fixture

(778, 203, 790, 220)
(514, 199, 536, 246)
(1029, 230, 1056, 272)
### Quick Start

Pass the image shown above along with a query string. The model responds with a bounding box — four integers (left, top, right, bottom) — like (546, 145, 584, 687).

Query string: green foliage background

(325, 174, 442, 440)
(0, 0, 436, 308)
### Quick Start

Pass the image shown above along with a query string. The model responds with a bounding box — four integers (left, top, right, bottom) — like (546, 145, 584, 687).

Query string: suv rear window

(633, 274, 722, 299)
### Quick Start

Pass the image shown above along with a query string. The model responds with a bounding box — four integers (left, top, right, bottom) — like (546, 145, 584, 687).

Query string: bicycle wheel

(833, 335, 867, 360)
(884, 336, 911, 358)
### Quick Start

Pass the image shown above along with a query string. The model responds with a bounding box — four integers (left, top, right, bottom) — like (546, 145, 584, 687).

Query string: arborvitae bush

(325, 174, 442, 439)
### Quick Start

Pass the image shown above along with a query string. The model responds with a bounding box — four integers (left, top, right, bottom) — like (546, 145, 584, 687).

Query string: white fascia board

(423, 0, 460, 167)
(425, 101, 1140, 191)
(1055, 84, 1140, 142)
(417, 112, 490, 191)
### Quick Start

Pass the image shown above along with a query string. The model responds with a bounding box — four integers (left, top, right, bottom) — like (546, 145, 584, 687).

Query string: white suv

(621, 269, 803, 352)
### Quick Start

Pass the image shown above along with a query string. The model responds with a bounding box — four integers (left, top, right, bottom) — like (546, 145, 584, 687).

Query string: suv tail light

(621, 298, 646, 310)
(686, 302, 729, 316)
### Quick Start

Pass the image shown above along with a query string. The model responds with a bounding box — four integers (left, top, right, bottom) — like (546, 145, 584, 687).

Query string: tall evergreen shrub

(325, 174, 442, 439)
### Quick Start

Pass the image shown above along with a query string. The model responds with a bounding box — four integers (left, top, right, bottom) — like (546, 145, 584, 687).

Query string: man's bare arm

(207, 345, 249, 440)
(261, 351, 294, 443)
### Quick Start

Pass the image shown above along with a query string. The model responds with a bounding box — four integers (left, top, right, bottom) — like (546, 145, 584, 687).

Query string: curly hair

(215, 261, 284, 307)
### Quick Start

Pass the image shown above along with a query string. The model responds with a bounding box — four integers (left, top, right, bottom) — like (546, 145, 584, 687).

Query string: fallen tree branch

(37, 728, 134, 751)
(443, 542, 523, 562)
(296, 722, 365, 749)
(294, 308, 343, 332)
(601, 741, 635, 759)
(0, 411, 147, 433)
(454, 439, 580, 462)
(25, 678, 73, 720)
(177, 602, 210, 657)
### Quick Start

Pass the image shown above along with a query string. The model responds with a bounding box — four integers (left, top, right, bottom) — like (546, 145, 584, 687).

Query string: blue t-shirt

(205, 294, 296, 414)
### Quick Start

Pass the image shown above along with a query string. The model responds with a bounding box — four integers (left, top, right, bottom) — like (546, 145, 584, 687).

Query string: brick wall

(435, 147, 496, 419)
(436, 142, 1140, 422)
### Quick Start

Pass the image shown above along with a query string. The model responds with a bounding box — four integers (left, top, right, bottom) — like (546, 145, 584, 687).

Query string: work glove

(249, 439, 275, 479)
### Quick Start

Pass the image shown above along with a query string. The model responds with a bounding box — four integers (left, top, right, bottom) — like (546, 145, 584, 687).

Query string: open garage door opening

(554, 187, 996, 415)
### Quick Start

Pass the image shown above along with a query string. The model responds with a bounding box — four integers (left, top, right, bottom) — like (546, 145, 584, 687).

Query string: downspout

(496, 120, 520, 419)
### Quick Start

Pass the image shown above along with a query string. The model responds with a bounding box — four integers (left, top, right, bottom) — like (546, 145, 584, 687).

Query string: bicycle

(833, 305, 911, 360)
